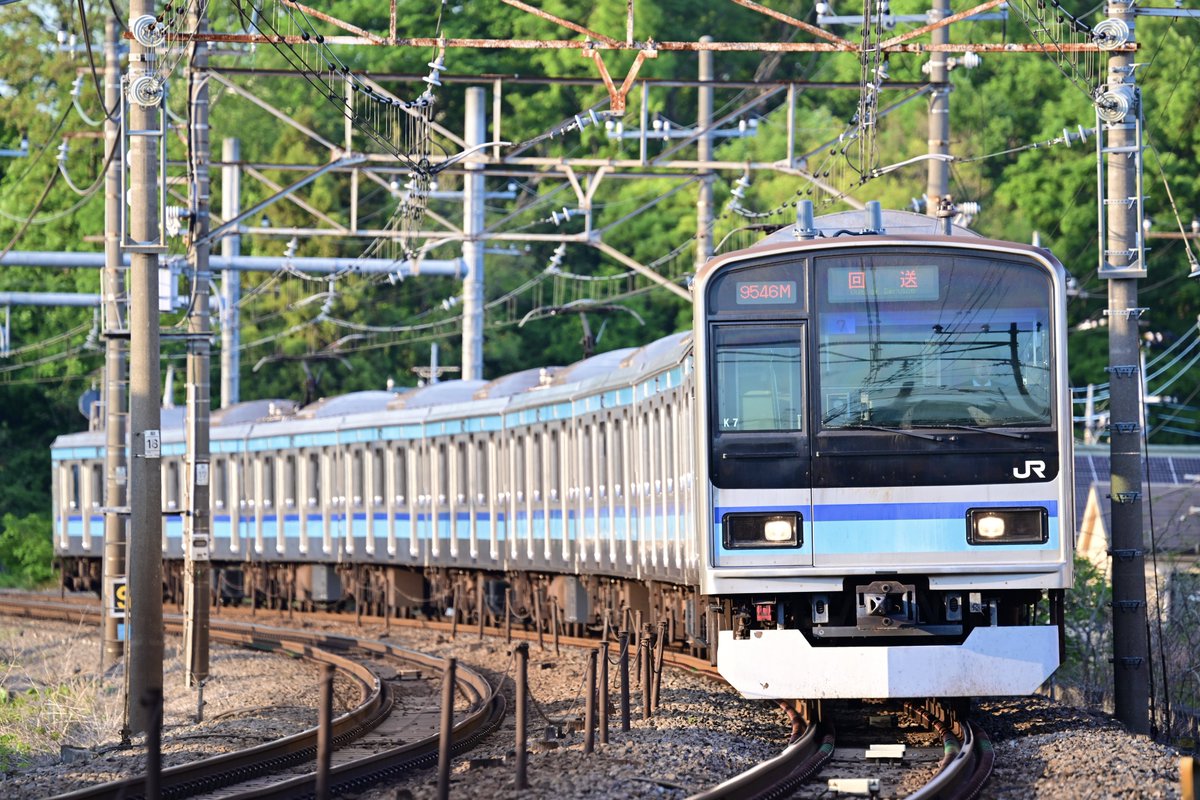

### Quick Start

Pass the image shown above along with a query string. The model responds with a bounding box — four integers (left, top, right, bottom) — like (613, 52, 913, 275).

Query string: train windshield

(712, 325, 804, 432)
(816, 252, 1053, 429)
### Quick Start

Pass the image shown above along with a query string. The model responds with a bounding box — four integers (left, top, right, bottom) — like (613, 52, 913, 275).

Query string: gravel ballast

(0, 615, 1188, 799)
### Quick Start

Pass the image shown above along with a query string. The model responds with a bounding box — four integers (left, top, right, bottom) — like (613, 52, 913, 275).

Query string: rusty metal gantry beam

(160, 0, 1135, 113)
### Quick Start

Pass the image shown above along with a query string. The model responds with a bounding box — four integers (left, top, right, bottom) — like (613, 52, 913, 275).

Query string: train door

(708, 322, 813, 568)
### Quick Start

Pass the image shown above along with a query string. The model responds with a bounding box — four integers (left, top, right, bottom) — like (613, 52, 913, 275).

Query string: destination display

(826, 265, 940, 302)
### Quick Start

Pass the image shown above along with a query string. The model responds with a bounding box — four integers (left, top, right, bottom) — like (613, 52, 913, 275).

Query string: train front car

(694, 210, 1073, 700)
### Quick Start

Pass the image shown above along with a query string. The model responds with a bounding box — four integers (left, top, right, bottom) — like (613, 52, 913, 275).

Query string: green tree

(0, 513, 55, 587)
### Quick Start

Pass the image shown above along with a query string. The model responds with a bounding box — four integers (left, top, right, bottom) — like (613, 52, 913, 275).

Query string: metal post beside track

(505, 587, 512, 644)
(641, 628, 652, 720)
(584, 649, 597, 754)
(144, 688, 162, 800)
(515, 643, 529, 790)
(438, 658, 456, 800)
(599, 642, 610, 744)
(619, 631, 630, 732)
(316, 663, 333, 800)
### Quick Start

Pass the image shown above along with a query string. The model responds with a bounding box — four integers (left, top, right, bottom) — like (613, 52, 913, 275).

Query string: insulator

(128, 74, 164, 107)
(1093, 17, 1130, 50)
(130, 14, 165, 48)
(1096, 85, 1136, 123)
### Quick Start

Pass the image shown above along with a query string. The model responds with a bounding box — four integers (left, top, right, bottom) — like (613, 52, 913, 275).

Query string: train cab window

(816, 253, 1053, 429)
(711, 325, 804, 433)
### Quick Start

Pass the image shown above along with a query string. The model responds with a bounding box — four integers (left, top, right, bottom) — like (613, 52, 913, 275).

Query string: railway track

(690, 699, 993, 800)
(2, 593, 994, 799)
(0, 595, 504, 800)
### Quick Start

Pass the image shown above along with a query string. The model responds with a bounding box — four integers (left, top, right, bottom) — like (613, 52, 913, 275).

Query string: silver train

(53, 209, 1073, 700)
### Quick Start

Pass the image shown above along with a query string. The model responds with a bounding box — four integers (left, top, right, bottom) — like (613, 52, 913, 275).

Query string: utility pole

(1099, 0, 1150, 736)
(220, 139, 241, 408)
(461, 87, 486, 381)
(696, 36, 714, 268)
(183, 7, 212, 691)
(101, 12, 127, 670)
(124, 0, 165, 735)
(926, 0, 952, 233)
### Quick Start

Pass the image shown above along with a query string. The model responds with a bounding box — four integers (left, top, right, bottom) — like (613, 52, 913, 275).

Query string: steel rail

(0, 597, 498, 800)
(683, 719, 834, 800)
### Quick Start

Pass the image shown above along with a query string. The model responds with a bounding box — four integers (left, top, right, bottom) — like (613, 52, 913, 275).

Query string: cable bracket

(1107, 547, 1144, 560)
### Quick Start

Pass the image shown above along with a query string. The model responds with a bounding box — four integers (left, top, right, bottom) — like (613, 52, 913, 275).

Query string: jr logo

(1013, 460, 1047, 479)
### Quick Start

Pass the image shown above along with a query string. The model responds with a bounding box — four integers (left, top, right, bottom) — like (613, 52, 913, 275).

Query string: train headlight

(723, 512, 801, 549)
(966, 507, 1048, 545)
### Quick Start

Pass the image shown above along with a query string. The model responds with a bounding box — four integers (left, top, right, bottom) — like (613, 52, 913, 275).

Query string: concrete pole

(926, 0, 952, 234)
(462, 87, 486, 381)
(183, 8, 212, 689)
(101, 13, 127, 671)
(696, 36, 714, 269)
(220, 139, 241, 408)
(1103, 0, 1150, 736)
(124, 0, 165, 735)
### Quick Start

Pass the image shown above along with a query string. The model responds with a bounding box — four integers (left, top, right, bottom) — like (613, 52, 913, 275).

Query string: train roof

(297, 390, 401, 419)
(474, 367, 561, 399)
(387, 380, 489, 409)
(50, 329, 695, 455)
(210, 398, 298, 426)
(756, 208, 981, 244)
(694, 208, 1061, 288)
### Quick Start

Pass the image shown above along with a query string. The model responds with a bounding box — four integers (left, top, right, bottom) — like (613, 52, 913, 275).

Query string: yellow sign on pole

(109, 577, 128, 619)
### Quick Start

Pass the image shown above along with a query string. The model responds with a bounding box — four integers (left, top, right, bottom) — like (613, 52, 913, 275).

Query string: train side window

(66, 464, 80, 510)
(307, 453, 321, 508)
(165, 460, 180, 510)
(283, 455, 296, 509)
(457, 441, 469, 503)
(351, 449, 365, 507)
(514, 436, 526, 498)
(372, 449, 385, 506)
(261, 457, 275, 509)
(215, 459, 228, 510)
(474, 439, 489, 502)
(711, 325, 804, 433)
(610, 419, 624, 492)
(437, 443, 449, 503)
(91, 464, 103, 509)
(392, 447, 407, 505)
(529, 432, 543, 501)
(546, 430, 560, 501)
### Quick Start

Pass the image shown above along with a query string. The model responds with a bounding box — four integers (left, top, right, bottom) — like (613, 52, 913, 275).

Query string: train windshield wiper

(940, 424, 1030, 440)
(846, 424, 943, 442)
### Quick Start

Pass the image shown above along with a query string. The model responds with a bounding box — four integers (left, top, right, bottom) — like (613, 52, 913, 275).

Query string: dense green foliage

(3, 0, 1200, 557)
(0, 513, 55, 587)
